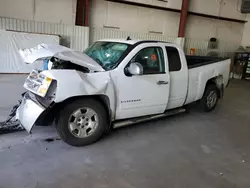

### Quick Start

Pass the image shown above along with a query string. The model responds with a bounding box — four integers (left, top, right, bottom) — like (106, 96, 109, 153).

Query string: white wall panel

(122, 0, 246, 20)
(123, 0, 182, 9)
(148, 9, 179, 37)
(219, 0, 246, 20)
(34, 0, 77, 24)
(186, 15, 244, 44)
(152, 0, 181, 9)
(89, 0, 107, 28)
(89, 0, 245, 46)
(89, 0, 179, 36)
(190, 0, 219, 15)
(0, 0, 77, 25)
(0, 0, 34, 21)
(241, 15, 250, 47)
(191, 0, 246, 20)
(105, 2, 138, 30)
(90, 27, 177, 45)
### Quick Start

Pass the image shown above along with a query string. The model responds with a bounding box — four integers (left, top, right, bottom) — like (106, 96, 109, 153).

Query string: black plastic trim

(187, 57, 230, 69)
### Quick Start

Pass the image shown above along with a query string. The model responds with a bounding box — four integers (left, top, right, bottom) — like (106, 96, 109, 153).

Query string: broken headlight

(24, 70, 52, 97)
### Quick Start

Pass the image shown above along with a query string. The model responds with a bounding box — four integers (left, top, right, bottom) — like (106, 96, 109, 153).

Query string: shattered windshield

(84, 42, 129, 70)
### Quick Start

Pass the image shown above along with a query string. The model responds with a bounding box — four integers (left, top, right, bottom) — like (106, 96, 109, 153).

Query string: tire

(201, 84, 219, 112)
(56, 98, 108, 146)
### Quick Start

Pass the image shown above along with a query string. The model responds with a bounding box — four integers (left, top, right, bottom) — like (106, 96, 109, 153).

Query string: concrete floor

(0, 75, 250, 188)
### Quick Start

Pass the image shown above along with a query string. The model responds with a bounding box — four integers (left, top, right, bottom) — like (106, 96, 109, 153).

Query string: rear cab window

(165, 47, 182, 72)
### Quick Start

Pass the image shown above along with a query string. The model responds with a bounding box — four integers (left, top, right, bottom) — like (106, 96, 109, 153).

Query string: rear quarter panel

(185, 59, 231, 105)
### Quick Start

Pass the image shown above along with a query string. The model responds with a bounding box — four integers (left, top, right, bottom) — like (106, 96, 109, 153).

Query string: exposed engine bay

(49, 57, 90, 73)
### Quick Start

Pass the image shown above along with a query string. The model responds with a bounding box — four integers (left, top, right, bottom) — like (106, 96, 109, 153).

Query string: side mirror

(127, 63, 143, 75)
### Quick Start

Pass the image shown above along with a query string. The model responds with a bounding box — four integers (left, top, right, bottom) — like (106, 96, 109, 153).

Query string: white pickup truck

(16, 39, 231, 146)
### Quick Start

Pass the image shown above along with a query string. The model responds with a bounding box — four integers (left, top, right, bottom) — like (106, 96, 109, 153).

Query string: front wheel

(201, 84, 219, 112)
(56, 99, 107, 146)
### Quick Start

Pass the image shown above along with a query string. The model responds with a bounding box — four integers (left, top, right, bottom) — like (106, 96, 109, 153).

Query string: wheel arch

(204, 75, 224, 98)
(41, 95, 113, 133)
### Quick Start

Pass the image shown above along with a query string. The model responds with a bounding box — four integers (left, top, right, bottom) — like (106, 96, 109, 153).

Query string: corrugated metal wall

(90, 27, 177, 45)
(0, 17, 89, 51)
(184, 38, 239, 57)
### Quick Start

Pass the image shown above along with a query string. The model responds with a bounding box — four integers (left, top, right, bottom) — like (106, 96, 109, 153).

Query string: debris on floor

(0, 100, 24, 134)
(44, 137, 61, 142)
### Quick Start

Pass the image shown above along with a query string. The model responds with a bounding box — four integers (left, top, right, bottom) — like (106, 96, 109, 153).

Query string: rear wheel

(201, 84, 219, 112)
(56, 99, 107, 146)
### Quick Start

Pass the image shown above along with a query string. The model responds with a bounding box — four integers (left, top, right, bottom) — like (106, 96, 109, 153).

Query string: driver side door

(115, 44, 170, 120)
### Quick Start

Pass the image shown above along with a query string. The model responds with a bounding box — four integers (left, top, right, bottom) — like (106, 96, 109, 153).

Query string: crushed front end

(16, 92, 46, 132)
(16, 70, 56, 133)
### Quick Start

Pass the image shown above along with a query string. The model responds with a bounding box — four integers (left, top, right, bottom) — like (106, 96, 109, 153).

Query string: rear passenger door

(165, 46, 188, 109)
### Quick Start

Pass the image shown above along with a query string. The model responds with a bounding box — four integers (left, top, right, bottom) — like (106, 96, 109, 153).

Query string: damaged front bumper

(16, 92, 46, 133)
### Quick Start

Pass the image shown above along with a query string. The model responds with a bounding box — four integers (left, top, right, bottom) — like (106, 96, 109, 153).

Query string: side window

(166, 47, 181, 72)
(131, 47, 165, 74)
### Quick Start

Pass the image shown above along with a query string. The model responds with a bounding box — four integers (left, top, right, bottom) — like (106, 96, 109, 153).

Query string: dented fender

(42, 70, 116, 118)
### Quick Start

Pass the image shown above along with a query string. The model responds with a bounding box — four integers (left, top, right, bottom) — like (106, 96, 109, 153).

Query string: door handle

(157, 81, 169, 85)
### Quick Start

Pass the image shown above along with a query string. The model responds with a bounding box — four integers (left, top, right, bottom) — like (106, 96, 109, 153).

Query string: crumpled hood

(54, 51, 104, 72)
(19, 44, 104, 72)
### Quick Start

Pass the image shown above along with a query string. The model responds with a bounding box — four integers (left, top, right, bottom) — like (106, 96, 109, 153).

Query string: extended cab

(16, 39, 231, 146)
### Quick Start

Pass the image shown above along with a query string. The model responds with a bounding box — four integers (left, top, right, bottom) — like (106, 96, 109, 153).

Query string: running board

(113, 108, 186, 129)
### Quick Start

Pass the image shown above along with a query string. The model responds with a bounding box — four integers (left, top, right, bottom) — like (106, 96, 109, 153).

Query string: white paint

(0, 30, 59, 73)
(185, 58, 231, 104)
(16, 39, 231, 133)
(19, 44, 72, 64)
(167, 45, 189, 109)
(16, 93, 45, 133)
(0, 0, 76, 24)
(19, 44, 104, 72)
(54, 51, 104, 72)
(114, 42, 170, 119)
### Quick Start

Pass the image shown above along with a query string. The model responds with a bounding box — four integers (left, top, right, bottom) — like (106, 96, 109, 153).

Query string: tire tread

(56, 98, 107, 146)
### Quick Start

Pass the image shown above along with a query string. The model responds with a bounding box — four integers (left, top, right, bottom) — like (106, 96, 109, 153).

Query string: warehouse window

(166, 47, 181, 72)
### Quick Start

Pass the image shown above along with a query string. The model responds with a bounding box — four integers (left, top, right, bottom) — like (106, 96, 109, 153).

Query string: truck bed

(186, 56, 229, 69)
(184, 58, 231, 105)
